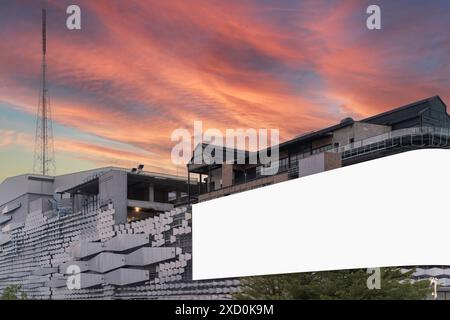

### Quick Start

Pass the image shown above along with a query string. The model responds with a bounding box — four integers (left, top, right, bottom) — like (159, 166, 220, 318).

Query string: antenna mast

(33, 8, 55, 176)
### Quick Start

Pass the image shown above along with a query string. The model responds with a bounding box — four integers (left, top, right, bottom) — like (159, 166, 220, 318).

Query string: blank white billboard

(192, 149, 450, 280)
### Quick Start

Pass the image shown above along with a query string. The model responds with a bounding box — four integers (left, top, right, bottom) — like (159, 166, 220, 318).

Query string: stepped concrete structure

(0, 168, 239, 299)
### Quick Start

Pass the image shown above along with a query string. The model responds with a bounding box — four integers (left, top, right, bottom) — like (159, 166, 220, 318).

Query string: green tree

(0, 285, 28, 300)
(235, 268, 430, 300)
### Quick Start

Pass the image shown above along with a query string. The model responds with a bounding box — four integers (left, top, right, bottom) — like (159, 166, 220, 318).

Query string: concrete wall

(324, 152, 342, 171)
(29, 195, 53, 215)
(99, 170, 128, 224)
(0, 175, 54, 207)
(332, 122, 391, 147)
(353, 122, 391, 140)
(207, 168, 222, 191)
(332, 125, 354, 147)
(0, 194, 28, 227)
(299, 152, 342, 178)
(0, 175, 31, 206)
(222, 164, 233, 188)
(0, 175, 55, 228)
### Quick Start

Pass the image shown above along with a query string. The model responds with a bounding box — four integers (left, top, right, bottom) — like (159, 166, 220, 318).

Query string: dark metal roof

(187, 96, 449, 173)
(361, 95, 447, 126)
(277, 117, 354, 151)
(187, 118, 356, 172)
(188, 143, 249, 173)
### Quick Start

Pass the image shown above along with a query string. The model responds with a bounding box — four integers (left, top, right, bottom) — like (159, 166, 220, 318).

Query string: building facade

(187, 95, 450, 299)
(189, 96, 450, 202)
(1, 96, 450, 299)
(0, 168, 239, 299)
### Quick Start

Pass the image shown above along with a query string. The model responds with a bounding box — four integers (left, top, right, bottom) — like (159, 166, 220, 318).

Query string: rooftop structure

(0, 167, 195, 227)
(188, 96, 450, 202)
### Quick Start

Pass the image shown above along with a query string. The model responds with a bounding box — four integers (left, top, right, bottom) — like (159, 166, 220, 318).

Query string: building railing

(198, 173, 287, 201)
(328, 126, 450, 160)
(196, 126, 450, 198)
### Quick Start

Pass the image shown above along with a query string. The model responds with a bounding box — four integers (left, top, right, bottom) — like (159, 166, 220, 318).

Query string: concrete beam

(105, 268, 149, 286)
(88, 252, 126, 273)
(105, 234, 150, 252)
(125, 247, 177, 266)
(71, 240, 105, 259)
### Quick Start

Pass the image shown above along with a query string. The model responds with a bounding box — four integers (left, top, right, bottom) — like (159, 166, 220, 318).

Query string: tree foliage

(235, 268, 431, 300)
(0, 285, 28, 300)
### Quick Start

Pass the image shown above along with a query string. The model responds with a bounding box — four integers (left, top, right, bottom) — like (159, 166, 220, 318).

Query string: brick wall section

(324, 152, 342, 171)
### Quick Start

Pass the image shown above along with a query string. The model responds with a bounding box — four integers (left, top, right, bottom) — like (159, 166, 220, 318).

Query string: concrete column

(99, 170, 127, 224)
(222, 164, 233, 188)
(148, 184, 154, 202)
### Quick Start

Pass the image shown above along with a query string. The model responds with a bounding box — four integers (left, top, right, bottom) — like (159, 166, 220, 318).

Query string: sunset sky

(0, 0, 449, 181)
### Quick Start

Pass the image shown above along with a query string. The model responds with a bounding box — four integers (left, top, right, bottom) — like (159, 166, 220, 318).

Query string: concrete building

(1, 95, 450, 299)
(0, 167, 239, 299)
(187, 95, 450, 299)
(189, 96, 450, 201)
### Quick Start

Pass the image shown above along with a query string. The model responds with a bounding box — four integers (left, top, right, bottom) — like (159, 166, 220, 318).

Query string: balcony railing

(328, 126, 450, 160)
(196, 126, 450, 199)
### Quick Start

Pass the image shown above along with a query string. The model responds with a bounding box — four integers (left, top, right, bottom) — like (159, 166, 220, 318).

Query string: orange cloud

(0, 0, 449, 177)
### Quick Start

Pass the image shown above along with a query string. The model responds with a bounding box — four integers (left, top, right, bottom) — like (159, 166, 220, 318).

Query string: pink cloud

(0, 0, 449, 176)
